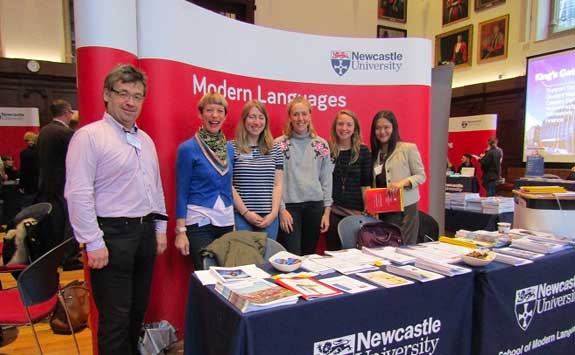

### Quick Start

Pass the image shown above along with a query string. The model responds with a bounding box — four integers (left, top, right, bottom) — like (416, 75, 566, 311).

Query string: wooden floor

(0, 231, 183, 355)
(0, 268, 93, 355)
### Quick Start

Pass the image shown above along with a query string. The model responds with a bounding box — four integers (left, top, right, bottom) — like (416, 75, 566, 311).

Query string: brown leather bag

(50, 280, 90, 334)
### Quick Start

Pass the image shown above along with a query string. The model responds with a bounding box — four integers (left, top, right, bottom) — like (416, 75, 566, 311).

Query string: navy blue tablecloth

(471, 249, 575, 355)
(445, 209, 513, 232)
(184, 269, 474, 355)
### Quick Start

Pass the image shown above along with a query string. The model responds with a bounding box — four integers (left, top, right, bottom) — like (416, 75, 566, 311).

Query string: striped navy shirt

(232, 142, 284, 214)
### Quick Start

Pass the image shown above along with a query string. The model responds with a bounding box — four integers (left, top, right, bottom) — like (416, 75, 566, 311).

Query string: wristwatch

(175, 226, 187, 234)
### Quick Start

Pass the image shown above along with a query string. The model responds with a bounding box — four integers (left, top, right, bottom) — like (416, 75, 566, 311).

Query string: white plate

(461, 251, 495, 267)
(269, 251, 302, 272)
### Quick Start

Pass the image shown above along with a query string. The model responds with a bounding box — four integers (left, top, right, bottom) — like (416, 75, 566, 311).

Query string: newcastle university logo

(314, 334, 355, 355)
(331, 51, 351, 76)
(515, 286, 537, 331)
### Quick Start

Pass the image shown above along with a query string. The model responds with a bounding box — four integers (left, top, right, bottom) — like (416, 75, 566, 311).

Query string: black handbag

(357, 221, 404, 248)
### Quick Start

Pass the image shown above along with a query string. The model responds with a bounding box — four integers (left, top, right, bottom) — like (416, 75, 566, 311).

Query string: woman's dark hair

(370, 110, 401, 163)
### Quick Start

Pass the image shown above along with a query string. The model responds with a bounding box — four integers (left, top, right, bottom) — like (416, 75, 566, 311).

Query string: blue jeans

(234, 211, 279, 240)
(485, 181, 497, 197)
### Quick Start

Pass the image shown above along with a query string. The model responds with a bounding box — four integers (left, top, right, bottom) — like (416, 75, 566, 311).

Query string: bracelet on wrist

(241, 209, 250, 216)
(175, 226, 187, 234)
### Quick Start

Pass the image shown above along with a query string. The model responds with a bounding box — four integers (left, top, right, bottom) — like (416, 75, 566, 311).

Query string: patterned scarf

(196, 128, 229, 175)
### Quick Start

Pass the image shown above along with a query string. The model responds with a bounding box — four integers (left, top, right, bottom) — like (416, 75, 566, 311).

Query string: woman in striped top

(232, 100, 284, 239)
(326, 110, 372, 250)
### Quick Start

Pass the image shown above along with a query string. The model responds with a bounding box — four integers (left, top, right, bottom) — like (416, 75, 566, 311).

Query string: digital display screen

(524, 48, 575, 163)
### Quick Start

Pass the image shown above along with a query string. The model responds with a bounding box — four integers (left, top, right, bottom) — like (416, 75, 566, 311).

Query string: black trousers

(186, 223, 234, 270)
(91, 217, 157, 355)
(278, 201, 323, 256)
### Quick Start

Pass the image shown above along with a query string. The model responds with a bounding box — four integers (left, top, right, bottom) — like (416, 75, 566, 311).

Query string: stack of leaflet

(361, 246, 416, 265)
(396, 244, 463, 264)
(445, 193, 452, 209)
(386, 264, 444, 282)
(301, 254, 336, 275)
(313, 249, 380, 275)
(214, 279, 300, 313)
(465, 195, 483, 213)
(512, 238, 571, 254)
(508, 229, 575, 245)
(481, 197, 514, 214)
(448, 193, 480, 210)
(415, 258, 471, 277)
(454, 229, 511, 248)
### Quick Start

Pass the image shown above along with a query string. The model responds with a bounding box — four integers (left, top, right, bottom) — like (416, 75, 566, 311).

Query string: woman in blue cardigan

(174, 93, 234, 269)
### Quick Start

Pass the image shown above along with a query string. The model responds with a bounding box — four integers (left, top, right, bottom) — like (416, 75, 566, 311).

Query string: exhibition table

(446, 175, 479, 193)
(184, 267, 474, 355)
(513, 190, 575, 238)
(444, 209, 513, 232)
(513, 177, 575, 191)
(471, 249, 575, 355)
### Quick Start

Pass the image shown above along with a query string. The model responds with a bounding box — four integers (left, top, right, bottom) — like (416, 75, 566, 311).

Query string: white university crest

(514, 286, 538, 331)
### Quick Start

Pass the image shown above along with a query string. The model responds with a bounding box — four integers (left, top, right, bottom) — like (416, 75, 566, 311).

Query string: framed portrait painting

(435, 25, 473, 68)
(378, 0, 407, 23)
(442, 0, 470, 26)
(477, 15, 509, 64)
(475, 0, 505, 11)
(377, 25, 407, 38)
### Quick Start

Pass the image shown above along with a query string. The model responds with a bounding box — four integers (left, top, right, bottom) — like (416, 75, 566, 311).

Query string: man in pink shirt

(65, 64, 168, 355)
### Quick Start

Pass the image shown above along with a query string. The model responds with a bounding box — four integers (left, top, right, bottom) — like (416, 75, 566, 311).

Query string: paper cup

(497, 222, 511, 234)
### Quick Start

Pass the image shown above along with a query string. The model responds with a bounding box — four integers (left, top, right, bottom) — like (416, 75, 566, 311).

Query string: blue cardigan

(175, 137, 234, 218)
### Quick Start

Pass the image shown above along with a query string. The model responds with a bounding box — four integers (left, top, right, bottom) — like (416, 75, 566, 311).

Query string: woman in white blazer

(370, 110, 426, 245)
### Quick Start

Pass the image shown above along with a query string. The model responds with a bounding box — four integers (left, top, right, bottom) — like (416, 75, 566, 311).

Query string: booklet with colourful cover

(356, 270, 414, 288)
(365, 188, 404, 214)
(209, 265, 270, 284)
(215, 279, 300, 313)
(275, 277, 343, 300)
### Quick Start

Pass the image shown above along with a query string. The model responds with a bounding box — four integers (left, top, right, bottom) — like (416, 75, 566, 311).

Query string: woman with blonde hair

(19, 131, 40, 205)
(326, 110, 372, 250)
(276, 96, 333, 255)
(232, 100, 283, 239)
(174, 92, 235, 269)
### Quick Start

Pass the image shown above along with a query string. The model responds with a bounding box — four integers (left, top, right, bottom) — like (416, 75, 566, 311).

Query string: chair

(0, 203, 53, 288)
(201, 237, 287, 270)
(0, 238, 81, 354)
(417, 211, 439, 243)
(337, 215, 380, 249)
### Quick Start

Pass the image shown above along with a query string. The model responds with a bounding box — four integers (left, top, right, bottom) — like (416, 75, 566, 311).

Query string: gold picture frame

(477, 14, 509, 64)
(435, 25, 473, 68)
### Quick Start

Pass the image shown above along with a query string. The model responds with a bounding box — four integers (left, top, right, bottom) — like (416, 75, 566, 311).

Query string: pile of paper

(481, 197, 514, 214)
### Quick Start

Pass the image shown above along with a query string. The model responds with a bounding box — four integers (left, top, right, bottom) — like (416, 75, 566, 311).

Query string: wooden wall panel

(0, 58, 77, 127)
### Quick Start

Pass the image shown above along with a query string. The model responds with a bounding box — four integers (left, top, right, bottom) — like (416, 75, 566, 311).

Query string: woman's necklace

(337, 151, 352, 192)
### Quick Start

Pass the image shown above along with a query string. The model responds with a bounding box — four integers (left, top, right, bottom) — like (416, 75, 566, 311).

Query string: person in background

(451, 34, 468, 65)
(370, 110, 426, 245)
(1, 156, 18, 181)
(174, 92, 234, 269)
(276, 96, 333, 256)
(326, 110, 371, 250)
(566, 165, 575, 181)
(232, 100, 283, 240)
(476, 137, 502, 197)
(37, 99, 76, 259)
(19, 131, 39, 206)
(457, 153, 475, 174)
(65, 64, 168, 355)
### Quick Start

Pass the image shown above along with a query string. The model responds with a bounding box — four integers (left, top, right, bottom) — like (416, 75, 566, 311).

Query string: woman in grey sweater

(276, 96, 333, 255)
